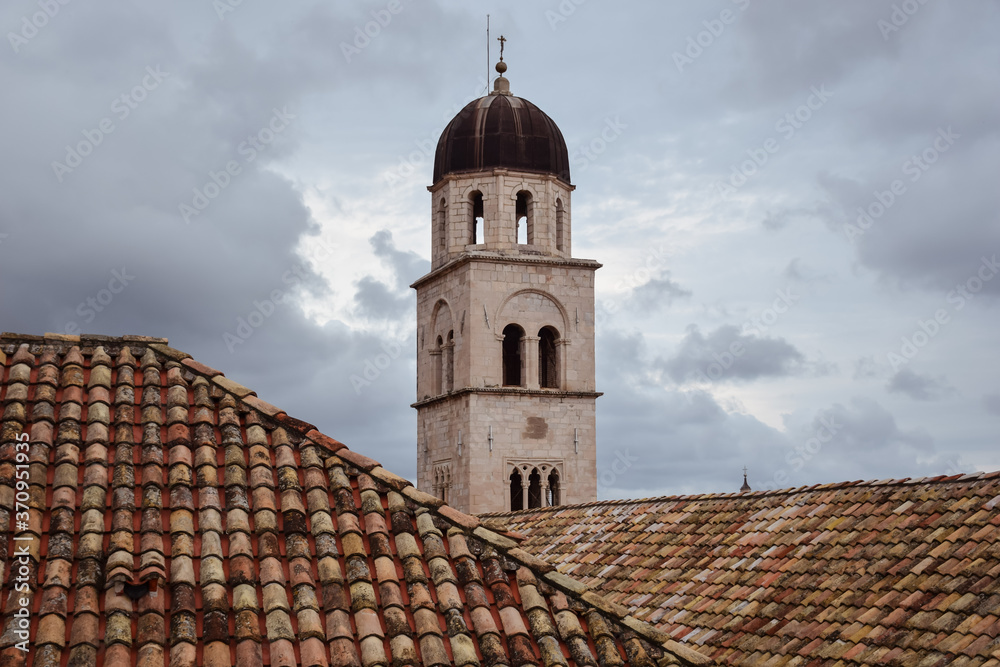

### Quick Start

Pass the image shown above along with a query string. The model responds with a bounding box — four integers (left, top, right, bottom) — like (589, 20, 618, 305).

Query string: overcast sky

(3, 1, 998, 499)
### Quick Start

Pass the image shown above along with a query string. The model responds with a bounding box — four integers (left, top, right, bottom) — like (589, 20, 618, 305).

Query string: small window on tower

(470, 191, 484, 244)
(516, 190, 532, 245)
(501, 324, 524, 387)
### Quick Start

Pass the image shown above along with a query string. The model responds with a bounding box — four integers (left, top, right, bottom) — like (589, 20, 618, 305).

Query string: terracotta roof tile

(493, 471, 1000, 666)
(0, 334, 704, 667)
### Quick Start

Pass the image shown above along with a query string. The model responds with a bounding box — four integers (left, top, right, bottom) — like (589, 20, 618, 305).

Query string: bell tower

(412, 49, 600, 514)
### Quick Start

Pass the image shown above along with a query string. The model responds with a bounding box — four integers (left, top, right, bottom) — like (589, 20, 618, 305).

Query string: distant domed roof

(433, 88, 571, 185)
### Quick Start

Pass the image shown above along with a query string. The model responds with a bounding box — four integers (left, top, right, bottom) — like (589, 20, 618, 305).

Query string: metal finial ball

(495, 61, 507, 74)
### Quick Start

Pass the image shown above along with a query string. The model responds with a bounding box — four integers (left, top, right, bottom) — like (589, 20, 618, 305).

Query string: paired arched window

(538, 326, 559, 389)
(501, 324, 523, 387)
(555, 198, 565, 252)
(470, 191, 484, 244)
(516, 190, 533, 245)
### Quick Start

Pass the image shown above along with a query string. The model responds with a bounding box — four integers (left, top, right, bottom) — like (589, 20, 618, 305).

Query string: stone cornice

(411, 386, 602, 409)
(411, 252, 601, 290)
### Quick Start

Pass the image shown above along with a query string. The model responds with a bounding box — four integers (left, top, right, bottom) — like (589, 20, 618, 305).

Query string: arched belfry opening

(516, 190, 533, 245)
(437, 197, 447, 255)
(470, 191, 484, 245)
(538, 326, 559, 389)
(502, 324, 524, 387)
(509, 468, 524, 511)
(556, 198, 565, 252)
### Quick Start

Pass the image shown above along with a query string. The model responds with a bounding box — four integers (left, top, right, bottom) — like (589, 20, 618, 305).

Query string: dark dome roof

(433, 93, 571, 184)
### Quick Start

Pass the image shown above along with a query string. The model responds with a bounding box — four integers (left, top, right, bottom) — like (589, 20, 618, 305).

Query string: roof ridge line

(481, 470, 997, 517)
(141, 340, 711, 666)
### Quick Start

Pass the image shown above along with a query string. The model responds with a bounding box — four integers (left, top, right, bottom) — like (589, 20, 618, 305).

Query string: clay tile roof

(488, 474, 1000, 666)
(0, 333, 709, 667)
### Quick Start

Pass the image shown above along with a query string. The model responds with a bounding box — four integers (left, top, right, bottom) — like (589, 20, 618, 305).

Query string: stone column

(556, 339, 571, 390)
(523, 335, 540, 390)
(443, 342, 454, 393)
(430, 349, 442, 395)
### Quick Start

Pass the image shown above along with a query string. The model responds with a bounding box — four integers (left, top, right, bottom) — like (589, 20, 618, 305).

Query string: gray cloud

(2, 1, 997, 496)
(887, 368, 955, 401)
(983, 394, 1000, 417)
(351, 230, 427, 323)
(660, 324, 807, 384)
(853, 356, 886, 381)
(751, 396, 961, 492)
(628, 274, 691, 313)
(370, 230, 430, 291)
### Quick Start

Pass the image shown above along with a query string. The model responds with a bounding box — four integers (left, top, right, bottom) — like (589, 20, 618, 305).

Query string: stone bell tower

(412, 47, 601, 515)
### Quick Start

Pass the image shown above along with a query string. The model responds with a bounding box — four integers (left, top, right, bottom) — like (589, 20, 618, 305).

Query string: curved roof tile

(0, 333, 708, 667)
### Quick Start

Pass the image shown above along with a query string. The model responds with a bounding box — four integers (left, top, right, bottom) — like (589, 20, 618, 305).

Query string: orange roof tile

(490, 472, 1000, 665)
(0, 333, 710, 667)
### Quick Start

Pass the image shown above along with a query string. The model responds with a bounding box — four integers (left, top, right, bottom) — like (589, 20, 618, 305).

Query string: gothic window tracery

(507, 461, 563, 511)
(433, 462, 452, 503)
